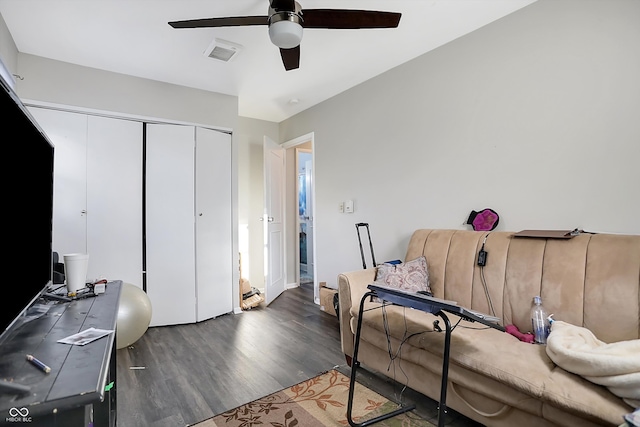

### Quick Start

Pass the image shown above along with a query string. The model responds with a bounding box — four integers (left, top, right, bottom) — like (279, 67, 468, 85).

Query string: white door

(263, 136, 285, 305)
(28, 108, 87, 257)
(28, 108, 144, 286)
(86, 116, 143, 286)
(146, 124, 197, 326)
(195, 127, 233, 320)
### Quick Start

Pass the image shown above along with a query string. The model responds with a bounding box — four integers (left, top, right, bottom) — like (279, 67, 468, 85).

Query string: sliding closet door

(195, 127, 232, 321)
(28, 108, 143, 286)
(86, 116, 143, 285)
(146, 124, 197, 326)
(28, 108, 88, 257)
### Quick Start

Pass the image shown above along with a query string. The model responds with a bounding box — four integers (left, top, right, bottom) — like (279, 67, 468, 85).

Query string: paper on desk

(57, 327, 114, 346)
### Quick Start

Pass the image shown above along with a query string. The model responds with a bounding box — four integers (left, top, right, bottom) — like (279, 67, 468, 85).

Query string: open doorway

(282, 132, 317, 303)
(297, 148, 313, 285)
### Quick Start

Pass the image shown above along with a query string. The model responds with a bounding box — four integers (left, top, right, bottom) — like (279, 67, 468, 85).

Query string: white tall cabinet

(145, 123, 233, 327)
(28, 108, 233, 327)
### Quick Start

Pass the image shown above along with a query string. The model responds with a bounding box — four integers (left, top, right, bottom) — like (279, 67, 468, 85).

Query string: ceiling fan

(168, 0, 401, 71)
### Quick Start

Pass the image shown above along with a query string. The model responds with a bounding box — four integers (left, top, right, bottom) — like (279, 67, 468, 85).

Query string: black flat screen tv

(0, 72, 55, 345)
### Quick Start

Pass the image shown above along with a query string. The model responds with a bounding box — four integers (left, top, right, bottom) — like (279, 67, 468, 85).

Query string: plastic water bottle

(531, 296, 550, 344)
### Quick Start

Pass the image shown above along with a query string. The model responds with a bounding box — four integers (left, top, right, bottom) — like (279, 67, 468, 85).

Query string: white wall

(280, 0, 640, 288)
(236, 117, 279, 292)
(15, 54, 238, 130)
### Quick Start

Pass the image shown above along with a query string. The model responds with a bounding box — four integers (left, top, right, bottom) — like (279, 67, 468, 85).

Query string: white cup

(63, 253, 89, 294)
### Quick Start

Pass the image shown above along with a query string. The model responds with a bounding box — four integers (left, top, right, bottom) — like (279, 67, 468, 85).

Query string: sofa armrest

(337, 268, 377, 360)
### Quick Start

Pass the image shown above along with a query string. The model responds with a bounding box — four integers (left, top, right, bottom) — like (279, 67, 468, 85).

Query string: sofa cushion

(351, 303, 633, 424)
(353, 304, 554, 397)
(373, 256, 431, 296)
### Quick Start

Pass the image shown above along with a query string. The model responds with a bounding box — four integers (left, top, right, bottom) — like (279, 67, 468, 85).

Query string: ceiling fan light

(269, 19, 303, 49)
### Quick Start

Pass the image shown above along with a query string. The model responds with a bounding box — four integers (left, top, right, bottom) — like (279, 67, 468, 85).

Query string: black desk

(0, 280, 121, 426)
(347, 284, 505, 427)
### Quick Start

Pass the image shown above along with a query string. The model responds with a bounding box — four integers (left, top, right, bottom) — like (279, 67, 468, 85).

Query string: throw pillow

(374, 256, 431, 298)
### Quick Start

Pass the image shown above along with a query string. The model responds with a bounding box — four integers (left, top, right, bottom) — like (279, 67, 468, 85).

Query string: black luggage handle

(355, 223, 377, 269)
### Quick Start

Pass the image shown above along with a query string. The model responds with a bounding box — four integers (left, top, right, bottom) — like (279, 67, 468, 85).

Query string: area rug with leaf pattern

(190, 369, 433, 427)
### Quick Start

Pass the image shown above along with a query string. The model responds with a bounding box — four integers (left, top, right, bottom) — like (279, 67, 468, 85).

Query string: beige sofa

(338, 229, 640, 427)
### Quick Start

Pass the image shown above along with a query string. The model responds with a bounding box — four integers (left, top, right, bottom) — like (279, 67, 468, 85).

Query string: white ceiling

(0, 0, 537, 123)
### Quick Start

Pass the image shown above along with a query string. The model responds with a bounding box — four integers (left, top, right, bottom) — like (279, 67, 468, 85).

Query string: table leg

(436, 311, 452, 427)
(347, 292, 416, 427)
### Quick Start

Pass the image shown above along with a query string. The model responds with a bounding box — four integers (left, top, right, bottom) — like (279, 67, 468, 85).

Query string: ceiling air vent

(204, 38, 242, 62)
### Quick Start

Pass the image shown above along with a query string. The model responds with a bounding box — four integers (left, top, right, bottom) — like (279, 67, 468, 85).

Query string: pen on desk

(26, 354, 51, 374)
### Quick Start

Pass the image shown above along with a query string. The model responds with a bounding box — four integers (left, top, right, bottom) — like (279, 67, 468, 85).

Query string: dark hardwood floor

(115, 283, 482, 427)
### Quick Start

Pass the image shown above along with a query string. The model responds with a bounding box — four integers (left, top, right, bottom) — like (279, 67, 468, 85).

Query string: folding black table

(347, 283, 505, 427)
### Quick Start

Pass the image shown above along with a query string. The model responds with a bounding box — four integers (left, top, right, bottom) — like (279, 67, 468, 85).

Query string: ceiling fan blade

(280, 46, 300, 71)
(300, 9, 401, 29)
(168, 16, 267, 29)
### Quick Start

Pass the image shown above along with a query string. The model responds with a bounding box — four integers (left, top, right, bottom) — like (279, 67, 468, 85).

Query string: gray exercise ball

(116, 283, 152, 349)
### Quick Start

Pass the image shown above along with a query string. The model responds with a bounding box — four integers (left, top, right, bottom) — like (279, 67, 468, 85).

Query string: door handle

(268, 217, 274, 222)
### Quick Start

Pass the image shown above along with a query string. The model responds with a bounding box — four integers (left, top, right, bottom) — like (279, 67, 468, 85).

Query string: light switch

(339, 202, 344, 213)
(345, 200, 354, 213)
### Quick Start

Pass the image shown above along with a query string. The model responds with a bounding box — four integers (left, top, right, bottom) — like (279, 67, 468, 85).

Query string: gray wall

(280, 0, 640, 288)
